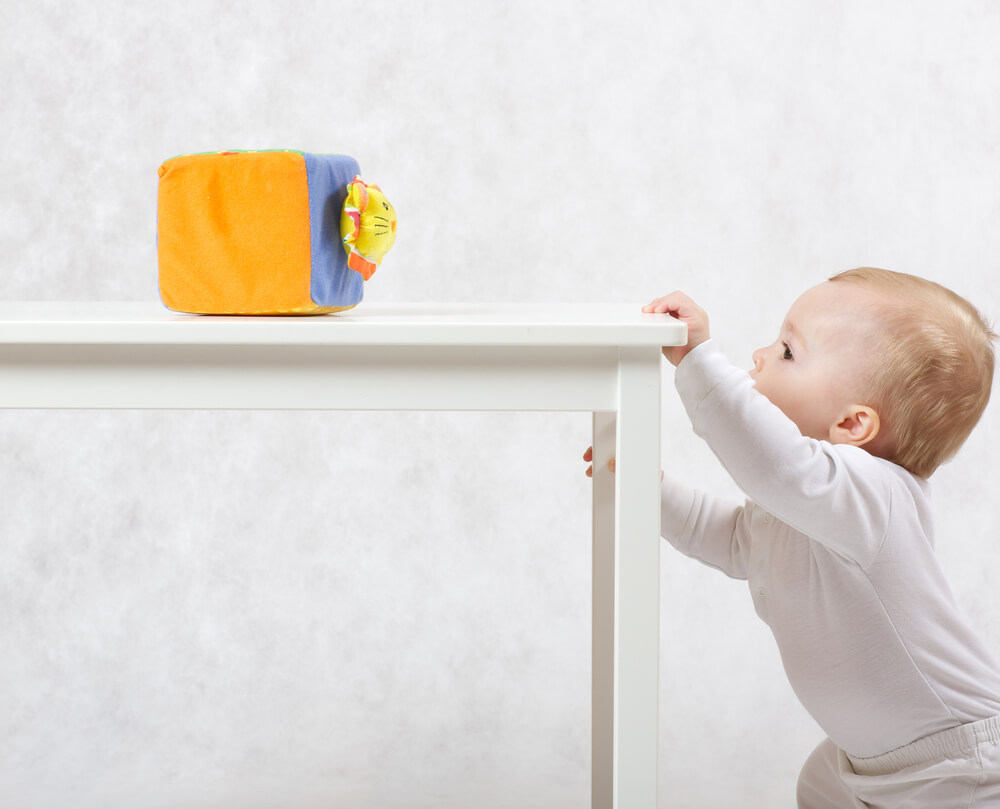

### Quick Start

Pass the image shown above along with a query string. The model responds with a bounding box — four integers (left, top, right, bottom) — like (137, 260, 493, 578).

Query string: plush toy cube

(157, 150, 364, 315)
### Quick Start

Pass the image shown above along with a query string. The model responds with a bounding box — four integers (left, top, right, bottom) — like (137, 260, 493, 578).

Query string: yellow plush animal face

(340, 176, 397, 280)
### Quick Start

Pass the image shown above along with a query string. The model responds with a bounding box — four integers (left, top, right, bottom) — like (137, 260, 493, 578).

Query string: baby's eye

(781, 342, 793, 361)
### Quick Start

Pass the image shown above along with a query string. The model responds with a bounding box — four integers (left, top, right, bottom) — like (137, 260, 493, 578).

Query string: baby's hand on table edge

(583, 446, 663, 481)
(642, 291, 710, 367)
(583, 293, 696, 480)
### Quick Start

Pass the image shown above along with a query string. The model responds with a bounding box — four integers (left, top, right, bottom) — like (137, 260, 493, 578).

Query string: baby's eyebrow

(786, 321, 808, 350)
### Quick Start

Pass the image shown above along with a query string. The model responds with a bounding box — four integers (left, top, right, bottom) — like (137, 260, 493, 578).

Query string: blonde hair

(829, 267, 996, 478)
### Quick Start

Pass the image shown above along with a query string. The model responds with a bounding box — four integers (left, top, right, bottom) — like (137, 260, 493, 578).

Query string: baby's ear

(829, 405, 881, 448)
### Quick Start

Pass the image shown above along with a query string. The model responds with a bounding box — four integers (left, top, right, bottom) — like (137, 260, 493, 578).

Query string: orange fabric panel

(158, 151, 316, 314)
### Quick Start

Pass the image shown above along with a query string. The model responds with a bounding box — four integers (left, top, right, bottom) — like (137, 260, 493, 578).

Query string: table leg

(613, 347, 662, 807)
(591, 411, 617, 808)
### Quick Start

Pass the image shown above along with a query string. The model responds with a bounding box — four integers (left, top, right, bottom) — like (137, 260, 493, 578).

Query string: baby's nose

(751, 348, 764, 371)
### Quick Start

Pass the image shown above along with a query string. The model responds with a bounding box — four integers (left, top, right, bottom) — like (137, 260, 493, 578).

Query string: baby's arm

(661, 476, 752, 580)
(651, 293, 893, 566)
(583, 448, 752, 579)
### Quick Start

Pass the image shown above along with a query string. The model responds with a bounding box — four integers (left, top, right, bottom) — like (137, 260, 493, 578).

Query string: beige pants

(797, 716, 1000, 809)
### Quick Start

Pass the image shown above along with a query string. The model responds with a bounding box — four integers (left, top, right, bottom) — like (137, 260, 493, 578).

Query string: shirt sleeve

(661, 476, 752, 579)
(673, 340, 893, 567)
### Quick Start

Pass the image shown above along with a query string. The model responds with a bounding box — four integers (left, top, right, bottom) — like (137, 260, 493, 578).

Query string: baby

(585, 268, 1000, 808)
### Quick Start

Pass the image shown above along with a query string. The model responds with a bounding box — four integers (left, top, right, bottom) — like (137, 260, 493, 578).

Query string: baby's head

(829, 267, 995, 477)
(751, 267, 995, 478)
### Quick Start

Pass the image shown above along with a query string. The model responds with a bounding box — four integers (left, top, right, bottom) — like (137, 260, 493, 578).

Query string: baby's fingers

(583, 446, 617, 477)
(585, 461, 616, 477)
(583, 449, 660, 480)
(642, 290, 699, 317)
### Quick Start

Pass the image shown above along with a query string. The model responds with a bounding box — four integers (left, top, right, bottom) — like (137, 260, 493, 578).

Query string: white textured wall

(2, 2, 999, 807)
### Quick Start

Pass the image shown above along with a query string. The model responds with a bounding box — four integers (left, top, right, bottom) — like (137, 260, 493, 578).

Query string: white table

(0, 302, 686, 808)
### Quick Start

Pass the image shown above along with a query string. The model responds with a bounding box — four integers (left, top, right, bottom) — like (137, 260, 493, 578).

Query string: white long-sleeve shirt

(662, 340, 1000, 758)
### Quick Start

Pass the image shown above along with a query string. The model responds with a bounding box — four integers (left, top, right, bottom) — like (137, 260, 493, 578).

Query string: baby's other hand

(582, 446, 614, 478)
(583, 446, 661, 480)
(642, 291, 710, 366)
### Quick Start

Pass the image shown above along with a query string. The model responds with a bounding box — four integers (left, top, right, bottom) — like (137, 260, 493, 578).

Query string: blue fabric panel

(304, 153, 363, 307)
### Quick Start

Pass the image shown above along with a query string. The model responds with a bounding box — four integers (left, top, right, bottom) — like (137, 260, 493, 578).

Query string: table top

(0, 301, 687, 347)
